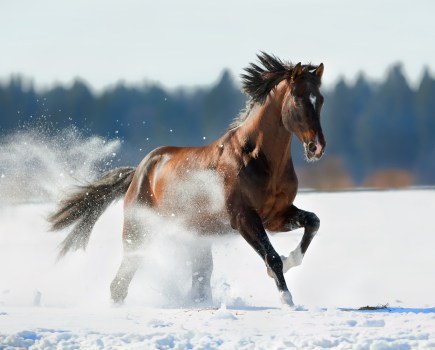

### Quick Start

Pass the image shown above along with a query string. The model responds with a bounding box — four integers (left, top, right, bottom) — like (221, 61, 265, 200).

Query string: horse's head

(281, 63, 326, 161)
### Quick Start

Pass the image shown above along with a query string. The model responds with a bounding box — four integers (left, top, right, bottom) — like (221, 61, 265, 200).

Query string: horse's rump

(128, 145, 229, 234)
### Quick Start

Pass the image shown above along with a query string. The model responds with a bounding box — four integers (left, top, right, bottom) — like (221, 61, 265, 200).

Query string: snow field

(1, 305, 435, 349)
(1, 190, 435, 349)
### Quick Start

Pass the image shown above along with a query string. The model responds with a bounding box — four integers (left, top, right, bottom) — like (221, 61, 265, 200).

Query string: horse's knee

(266, 253, 283, 275)
(299, 212, 320, 255)
(305, 212, 320, 233)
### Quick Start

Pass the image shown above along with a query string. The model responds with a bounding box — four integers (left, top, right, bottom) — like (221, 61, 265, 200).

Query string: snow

(1, 189, 435, 349)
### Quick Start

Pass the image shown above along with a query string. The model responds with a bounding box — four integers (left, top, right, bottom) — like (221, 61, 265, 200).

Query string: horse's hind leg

(281, 205, 320, 273)
(110, 252, 141, 303)
(190, 241, 213, 303)
(110, 215, 144, 304)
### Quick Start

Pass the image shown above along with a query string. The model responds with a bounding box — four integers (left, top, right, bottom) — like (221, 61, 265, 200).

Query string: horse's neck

(236, 97, 293, 169)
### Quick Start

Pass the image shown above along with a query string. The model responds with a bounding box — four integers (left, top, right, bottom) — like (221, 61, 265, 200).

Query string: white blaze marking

(309, 93, 317, 110)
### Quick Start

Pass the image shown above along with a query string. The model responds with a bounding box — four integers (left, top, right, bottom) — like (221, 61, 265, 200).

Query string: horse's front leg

(280, 205, 320, 273)
(231, 205, 294, 306)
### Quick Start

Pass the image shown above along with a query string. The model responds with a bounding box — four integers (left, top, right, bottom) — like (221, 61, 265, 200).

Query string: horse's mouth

(304, 141, 325, 162)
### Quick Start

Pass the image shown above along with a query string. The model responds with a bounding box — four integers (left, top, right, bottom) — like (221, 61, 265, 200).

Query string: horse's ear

(315, 63, 324, 78)
(292, 62, 302, 80)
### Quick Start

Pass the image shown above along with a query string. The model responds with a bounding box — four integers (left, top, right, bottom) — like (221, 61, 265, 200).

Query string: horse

(48, 52, 326, 306)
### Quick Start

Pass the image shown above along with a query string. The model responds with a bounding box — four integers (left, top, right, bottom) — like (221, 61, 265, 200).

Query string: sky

(1, 0, 435, 91)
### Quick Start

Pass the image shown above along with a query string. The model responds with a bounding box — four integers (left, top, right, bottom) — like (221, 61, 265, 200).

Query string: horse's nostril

(308, 142, 316, 153)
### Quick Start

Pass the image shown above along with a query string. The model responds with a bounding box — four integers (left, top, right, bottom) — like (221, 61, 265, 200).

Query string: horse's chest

(258, 189, 293, 219)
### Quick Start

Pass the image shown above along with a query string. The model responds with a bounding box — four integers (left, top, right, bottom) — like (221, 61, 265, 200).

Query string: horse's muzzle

(304, 140, 325, 161)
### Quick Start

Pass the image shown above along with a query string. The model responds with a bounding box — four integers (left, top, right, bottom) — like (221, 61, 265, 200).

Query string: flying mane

(229, 52, 321, 130)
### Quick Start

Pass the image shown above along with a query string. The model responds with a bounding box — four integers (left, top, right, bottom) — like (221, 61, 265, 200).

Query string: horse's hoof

(191, 288, 212, 305)
(280, 290, 294, 306)
(110, 291, 127, 305)
(110, 289, 127, 306)
(111, 299, 125, 307)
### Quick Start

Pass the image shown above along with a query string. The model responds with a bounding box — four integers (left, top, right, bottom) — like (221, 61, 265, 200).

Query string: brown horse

(49, 52, 326, 306)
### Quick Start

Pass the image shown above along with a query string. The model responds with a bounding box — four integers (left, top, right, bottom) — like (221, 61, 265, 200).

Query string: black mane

(241, 52, 320, 104)
(228, 53, 321, 130)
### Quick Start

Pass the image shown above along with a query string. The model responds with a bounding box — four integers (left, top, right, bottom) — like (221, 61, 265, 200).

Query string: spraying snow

(0, 127, 120, 205)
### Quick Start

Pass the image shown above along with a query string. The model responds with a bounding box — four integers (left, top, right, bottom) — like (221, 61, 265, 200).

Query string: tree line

(1, 65, 434, 188)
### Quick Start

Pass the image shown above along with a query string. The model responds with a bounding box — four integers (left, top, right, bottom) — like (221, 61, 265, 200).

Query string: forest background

(1, 63, 434, 190)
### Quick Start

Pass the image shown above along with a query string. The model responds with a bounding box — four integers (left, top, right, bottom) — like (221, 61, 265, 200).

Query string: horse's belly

(158, 169, 230, 234)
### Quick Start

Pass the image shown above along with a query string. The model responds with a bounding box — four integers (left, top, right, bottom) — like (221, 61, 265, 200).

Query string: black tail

(48, 166, 136, 258)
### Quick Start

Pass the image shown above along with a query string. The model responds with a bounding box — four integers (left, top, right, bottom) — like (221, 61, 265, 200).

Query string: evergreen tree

(321, 74, 373, 181)
(415, 68, 435, 183)
(200, 70, 245, 139)
(356, 64, 418, 174)
(0, 65, 434, 186)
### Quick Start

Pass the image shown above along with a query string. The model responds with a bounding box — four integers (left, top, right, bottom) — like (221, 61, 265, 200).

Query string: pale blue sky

(1, 0, 434, 90)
